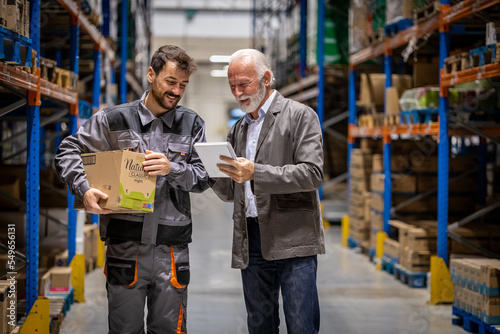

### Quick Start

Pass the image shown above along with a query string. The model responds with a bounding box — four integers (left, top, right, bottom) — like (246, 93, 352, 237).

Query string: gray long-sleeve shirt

(55, 92, 209, 245)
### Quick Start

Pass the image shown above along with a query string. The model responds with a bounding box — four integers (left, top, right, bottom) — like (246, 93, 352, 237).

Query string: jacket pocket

(168, 143, 191, 162)
(116, 131, 142, 151)
(117, 139, 140, 151)
(274, 193, 314, 211)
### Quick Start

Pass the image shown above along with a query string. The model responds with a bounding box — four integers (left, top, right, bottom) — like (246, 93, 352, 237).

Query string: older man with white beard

(210, 49, 326, 334)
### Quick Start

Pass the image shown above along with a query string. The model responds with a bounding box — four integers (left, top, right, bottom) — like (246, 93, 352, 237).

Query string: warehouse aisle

(60, 190, 466, 334)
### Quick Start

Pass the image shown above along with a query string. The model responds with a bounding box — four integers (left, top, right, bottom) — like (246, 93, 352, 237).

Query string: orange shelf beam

(0, 62, 77, 105)
(442, 0, 500, 24)
(56, 0, 115, 62)
(350, 122, 500, 138)
(349, 0, 500, 66)
(441, 63, 500, 87)
(349, 122, 440, 138)
(349, 16, 439, 66)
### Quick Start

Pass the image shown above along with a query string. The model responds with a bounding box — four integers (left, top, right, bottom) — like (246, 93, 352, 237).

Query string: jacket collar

(235, 91, 283, 158)
(139, 90, 176, 128)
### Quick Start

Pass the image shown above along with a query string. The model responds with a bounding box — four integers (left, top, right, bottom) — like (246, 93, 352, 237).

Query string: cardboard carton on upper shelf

(77, 150, 157, 213)
(359, 73, 412, 107)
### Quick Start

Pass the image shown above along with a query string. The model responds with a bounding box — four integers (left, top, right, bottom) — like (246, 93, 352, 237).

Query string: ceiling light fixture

(209, 55, 231, 63)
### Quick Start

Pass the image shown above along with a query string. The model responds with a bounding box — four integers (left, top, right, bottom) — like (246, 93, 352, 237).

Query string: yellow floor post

(97, 230, 105, 268)
(70, 254, 86, 303)
(341, 215, 349, 247)
(429, 255, 454, 304)
(320, 202, 330, 228)
(375, 231, 388, 270)
(20, 297, 50, 334)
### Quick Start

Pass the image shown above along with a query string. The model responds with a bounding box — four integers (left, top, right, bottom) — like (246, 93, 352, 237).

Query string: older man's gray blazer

(211, 91, 326, 269)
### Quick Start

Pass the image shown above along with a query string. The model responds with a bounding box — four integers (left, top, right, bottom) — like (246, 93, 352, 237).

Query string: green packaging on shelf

(399, 87, 440, 111)
(76, 150, 157, 213)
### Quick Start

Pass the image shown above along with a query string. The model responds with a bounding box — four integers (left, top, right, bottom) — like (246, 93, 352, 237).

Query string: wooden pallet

(49, 299, 66, 334)
(384, 114, 400, 126)
(358, 113, 384, 128)
(444, 52, 469, 74)
(452, 307, 500, 334)
(413, 1, 440, 24)
(40, 56, 57, 81)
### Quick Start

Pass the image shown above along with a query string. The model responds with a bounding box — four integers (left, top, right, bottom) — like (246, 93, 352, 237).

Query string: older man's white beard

(238, 81, 266, 114)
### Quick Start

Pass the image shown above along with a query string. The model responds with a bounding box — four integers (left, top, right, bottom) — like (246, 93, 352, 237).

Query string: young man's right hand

(83, 188, 114, 214)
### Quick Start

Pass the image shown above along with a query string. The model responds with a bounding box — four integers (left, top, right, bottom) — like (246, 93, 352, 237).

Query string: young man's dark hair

(150, 44, 197, 75)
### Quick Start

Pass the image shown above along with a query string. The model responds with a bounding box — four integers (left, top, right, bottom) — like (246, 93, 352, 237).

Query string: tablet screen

(194, 142, 237, 178)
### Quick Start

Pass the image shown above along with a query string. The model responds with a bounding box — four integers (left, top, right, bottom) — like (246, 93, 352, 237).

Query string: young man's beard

(151, 80, 180, 111)
(238, 79, 266, 114)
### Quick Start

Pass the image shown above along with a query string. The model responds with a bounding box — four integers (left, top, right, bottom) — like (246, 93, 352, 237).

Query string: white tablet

(194, 142, 238, 178)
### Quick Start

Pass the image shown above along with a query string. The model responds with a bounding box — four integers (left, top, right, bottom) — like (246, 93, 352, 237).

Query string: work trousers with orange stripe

(105, 241, 190, 334)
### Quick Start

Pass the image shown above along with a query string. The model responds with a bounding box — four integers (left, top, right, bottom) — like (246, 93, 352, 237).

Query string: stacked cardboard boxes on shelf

(371, 140, 479, 221)
(369, 153, 383, 251)
(451, 258, 500, 325)
(383, 219, 437, 273)
(84, 224, 98, 272)
(357, 73, 412, 127)
(1, 0, 30, 37)
(349, 148, 373, 248)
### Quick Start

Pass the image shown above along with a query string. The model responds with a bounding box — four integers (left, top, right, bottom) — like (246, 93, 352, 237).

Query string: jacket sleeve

(209, 126, 236, 202)
(165, 120, 210, 193)
(253, 105, 324, 195)
(54, 110, 113, 200)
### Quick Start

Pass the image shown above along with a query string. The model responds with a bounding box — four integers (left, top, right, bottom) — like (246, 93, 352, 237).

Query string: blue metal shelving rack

(348, 0, 500, 288)
(437, 0, 451, 265)
(120, 0, 128, 104)
(67, 14, 79, 266)
(26, 0, 40, 314)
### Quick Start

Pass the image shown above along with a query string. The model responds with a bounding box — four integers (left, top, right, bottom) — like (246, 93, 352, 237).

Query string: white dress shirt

(244, 90, 277, 218)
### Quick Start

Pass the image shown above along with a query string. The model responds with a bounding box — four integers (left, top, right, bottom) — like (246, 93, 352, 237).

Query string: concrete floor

(59, 190, 467, 334)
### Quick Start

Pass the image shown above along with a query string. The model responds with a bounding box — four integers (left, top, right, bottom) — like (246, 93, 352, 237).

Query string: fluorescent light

(209, 55, 231, 63)
(210, 69, 228, 77)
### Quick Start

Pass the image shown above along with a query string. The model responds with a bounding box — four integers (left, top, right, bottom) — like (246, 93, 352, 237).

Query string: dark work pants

(241, 217, 320, 334)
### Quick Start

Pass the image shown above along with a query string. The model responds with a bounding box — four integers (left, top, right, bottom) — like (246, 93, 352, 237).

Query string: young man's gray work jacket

(211, 92, 326, 269)
(55, 92, 209, 245)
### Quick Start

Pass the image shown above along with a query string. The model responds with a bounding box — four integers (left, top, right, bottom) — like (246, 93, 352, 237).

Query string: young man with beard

(210, 49, 325, 334)
(55, 45, 209, 334)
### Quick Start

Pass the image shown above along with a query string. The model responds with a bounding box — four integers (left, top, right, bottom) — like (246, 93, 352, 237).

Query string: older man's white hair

(230, 49, 276, 87)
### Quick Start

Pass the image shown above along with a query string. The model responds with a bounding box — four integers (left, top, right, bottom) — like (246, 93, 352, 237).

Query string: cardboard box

(44, 267, 72, 294)
(5, 0, 19, 33)
(407, 228, 437, 251)
(370, 172, 384, 193)
(372, 154, 383, 173)
(404, 249, 431, 272)
(79, 150, 157, 213)
(483, 295, 500, 325)
(22, 0, 27, 37)
(359, 73, 412, 107)
(0, 0, 6, 29)
(412, 58, 440, 87)
(0, 281, 16, 334)
(383, 238, 400, 262)
(84, 224, 98, 260)
(481, 260, 500, 296)
(54, 250, 68, 267)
